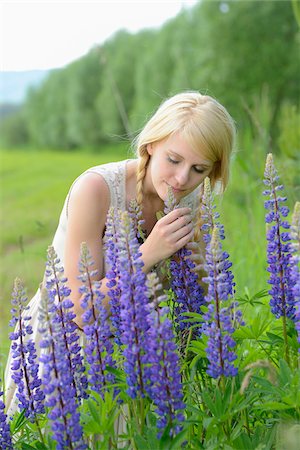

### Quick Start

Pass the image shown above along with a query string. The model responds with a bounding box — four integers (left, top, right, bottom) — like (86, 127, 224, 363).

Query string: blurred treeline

(0, 0, 299, 152)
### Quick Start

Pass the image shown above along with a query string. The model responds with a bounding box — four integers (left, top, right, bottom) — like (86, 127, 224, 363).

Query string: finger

(168, 214, 192, 234)
(175, 228, 195, 250)
(172, 221, 194, 242)
(163, 207, 192, 224)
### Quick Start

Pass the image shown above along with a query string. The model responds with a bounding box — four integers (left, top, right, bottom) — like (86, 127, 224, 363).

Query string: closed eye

(193, 166, 206, 174)
(167, 156, 179, 165)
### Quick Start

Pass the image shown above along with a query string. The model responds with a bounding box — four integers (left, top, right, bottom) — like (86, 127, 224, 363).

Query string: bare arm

(64, 173, 111, 327)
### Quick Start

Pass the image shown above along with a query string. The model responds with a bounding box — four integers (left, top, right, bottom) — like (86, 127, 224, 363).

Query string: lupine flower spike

(200, 177, 225, 244)
(38, 287, 87, 450)
(146, 273, 185, 438)
(45, 246, 88, 402)
(263, 153, 295, 320)
(9, 277, 45, 419)
(79, 242, 117, 397)
(117, 211, 152, 398)
(165, 187, 205, 334)
(104, 207, 122, 344)
(290, 202, 300, 351)
(0, 386, 13, 450)
(202, 227, 244, 378)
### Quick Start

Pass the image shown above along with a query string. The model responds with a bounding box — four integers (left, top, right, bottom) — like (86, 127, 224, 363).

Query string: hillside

(0, 69, 51, 104)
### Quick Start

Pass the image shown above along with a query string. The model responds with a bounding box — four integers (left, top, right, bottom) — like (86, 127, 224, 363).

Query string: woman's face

(145, 132, 214, 201)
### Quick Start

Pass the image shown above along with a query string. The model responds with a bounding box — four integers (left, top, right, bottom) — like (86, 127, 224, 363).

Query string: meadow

(0, 137, 297, 359)
(0, 133, 299, 448)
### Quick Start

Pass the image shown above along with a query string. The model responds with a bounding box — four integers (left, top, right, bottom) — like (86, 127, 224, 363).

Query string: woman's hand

(140, 207, 193, 272)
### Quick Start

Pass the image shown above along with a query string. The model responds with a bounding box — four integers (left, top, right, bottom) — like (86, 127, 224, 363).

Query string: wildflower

(38, 287, 87, 450)
(128, 198, 146, 242)
(263, 153, 295, 319)
(103, 207, 122, 344)
(200, 177, 225, 244)
(146, 273, 185, 438)
(0, 387, 13, 450)
(118, 211, 151, 398)
(165, 187, 205, 332)
(79, 242, 116, 397)
(9, 278, 45, 419)
(202, 227, 243, 378)
(290, 202, 300, 351)
(45, 246, 88, 402)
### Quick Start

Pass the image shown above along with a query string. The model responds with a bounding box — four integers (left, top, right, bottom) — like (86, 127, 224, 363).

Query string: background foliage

(0, 0, 299, 150)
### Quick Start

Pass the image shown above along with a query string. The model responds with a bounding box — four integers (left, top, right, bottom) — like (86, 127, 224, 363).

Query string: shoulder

(68, 171, 110, 220)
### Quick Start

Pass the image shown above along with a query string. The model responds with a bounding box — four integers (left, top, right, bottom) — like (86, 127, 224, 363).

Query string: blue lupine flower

(38, 286, 87, 450)
(202, 227, 244, 378)
(79, 242, 117, 397)
(164, 188, 205, 332)
(290, 202, 300, 351)
(146, 273, 185, 438)
(45, 246, 88, 402)
(9, 277, 45, 419)
(103, 207, 122, 345)
(169, 247, 205, 332)
(128, 199, 146, 242)
(200, 177, 225, 244)
(117, 211, 152, 398)
(263, 153, 295, 319)
(0, 387, 13, 450)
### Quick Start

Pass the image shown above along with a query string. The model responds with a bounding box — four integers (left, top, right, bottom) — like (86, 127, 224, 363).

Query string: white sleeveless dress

(4, 158, 201, 419)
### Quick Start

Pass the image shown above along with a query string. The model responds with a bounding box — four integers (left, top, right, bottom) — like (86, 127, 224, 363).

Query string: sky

(0, 0, 199, 72)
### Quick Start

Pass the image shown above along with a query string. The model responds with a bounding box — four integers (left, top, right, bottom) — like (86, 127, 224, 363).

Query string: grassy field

(0, 143, 297, 369)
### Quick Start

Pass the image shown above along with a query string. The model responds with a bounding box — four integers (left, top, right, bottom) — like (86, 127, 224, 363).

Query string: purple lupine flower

(128, 199, 146, 243)
(202, 227, 244, 378)
(169, 247, 205, 333)
(117, 211, 152, 398)
(79, 242, 117, 397)
(200, 177, 225, 245)
(9, 277, 45, 419)
(263, 153, 295, 319)
(290, 202, 300, 351)
(45, 246, 88, 402)
(165, 188, 205, 332)
(0, 387, 13, 449)
(103, 207, 122, 345)
(38, 286, 87, 450)
(146, 273, 185, 438)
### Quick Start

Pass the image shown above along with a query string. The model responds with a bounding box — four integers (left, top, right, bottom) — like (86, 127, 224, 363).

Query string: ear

(146, 143, 153, 155)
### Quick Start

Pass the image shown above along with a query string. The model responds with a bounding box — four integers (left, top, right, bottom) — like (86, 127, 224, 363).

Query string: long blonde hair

(132, 91, 236, 205)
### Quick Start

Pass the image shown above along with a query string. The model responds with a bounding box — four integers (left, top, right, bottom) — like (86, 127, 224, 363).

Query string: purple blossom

(263, 154, 295, 319)
(290, 202, 300, 351)
(146, 273, 185, 438)
(38, 286, 87, 450)
(164, 187, 205, 332)
(202, 227, 244, 378)
(103, 207, 122, 345)
(0, 388, 13, 449)
(79, 242, 117, 397)
(117, 211, 152, 398)
(169, 247, 205, 332)
(45, 246, 88, 402)
(200, 177, 225, 244)
(9, 277, 45, 419)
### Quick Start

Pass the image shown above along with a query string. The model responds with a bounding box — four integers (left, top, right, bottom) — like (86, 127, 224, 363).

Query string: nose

(175, 167, 189, 186)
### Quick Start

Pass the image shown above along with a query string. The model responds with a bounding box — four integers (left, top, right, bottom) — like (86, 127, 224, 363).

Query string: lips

(167, 183, 184, 193)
